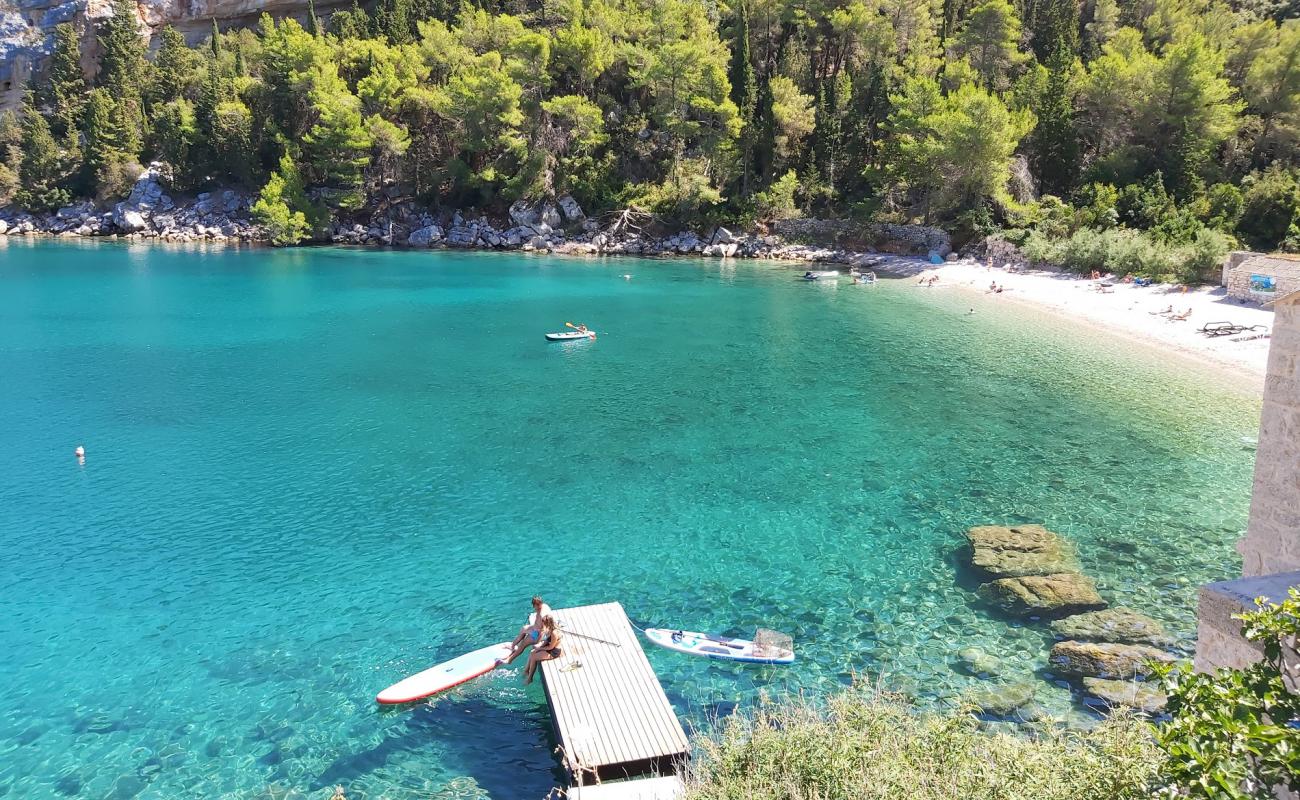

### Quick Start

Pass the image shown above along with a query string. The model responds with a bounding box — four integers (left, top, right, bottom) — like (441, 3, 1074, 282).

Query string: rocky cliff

(0, 0, 333, 112)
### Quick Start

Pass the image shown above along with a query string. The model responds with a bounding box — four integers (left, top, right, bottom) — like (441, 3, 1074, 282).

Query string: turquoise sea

(0, 239, 1259, 799)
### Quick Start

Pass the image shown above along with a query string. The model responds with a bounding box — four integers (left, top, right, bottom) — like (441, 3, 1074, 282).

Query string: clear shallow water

(0, 239, 1258, 799)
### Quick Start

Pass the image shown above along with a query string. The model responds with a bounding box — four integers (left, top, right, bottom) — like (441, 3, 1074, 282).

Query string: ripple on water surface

(0, 241, 1258, 798)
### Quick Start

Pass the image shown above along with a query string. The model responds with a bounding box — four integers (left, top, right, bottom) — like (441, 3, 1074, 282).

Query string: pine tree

(1084, 0, 1119, 58)
(16, 95, 71, 212)
(96, 0, 147, 156)
(149, 27, 198, 111)
(81, 88, 129, 194)
(375, 0, 414, 44)
(307, 0, 321, 37)
(1030, 0, 1078, 61)
(1031, 39, 1079, 194)
(728, 0, 757, 197)
(38, 23, 85, 140)
(954, 0, 1029, 92)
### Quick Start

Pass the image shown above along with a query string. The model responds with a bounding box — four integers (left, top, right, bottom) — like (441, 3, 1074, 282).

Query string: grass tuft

(685, 685, 1160, 800)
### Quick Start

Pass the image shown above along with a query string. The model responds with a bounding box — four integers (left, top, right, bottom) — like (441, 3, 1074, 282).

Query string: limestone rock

(979, 573, 1106, 616)
(1082, 678, 1168, 714)
(1048, 641, 1175, 680)
(967, 681, 1036, 716)
(115, 208, 148, 232)
(540, 203, 562, 229)
(406, 224, 443, 247)
(0, 219, 8, 235)
(965, 524, 1080, 578)
(1050, 607, 1173, 647)
(557, 195, 584, 222)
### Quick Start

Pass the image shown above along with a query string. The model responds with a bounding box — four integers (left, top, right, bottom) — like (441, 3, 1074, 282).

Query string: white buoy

(74, 445, 85, 458)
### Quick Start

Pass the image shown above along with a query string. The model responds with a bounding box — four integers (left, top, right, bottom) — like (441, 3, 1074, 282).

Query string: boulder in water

(1050, 607, 1173, 648)
(966, 681, 1037, 716)
(978, 573, 1106, 616)
(1048, 640, 1175, 679)
(1082, 678, 1168, 714)
(965, 524, 1080, 578)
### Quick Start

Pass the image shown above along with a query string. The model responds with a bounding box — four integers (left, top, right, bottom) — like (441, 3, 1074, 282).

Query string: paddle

(559, 626, 621, 647)
(565, 321, 596, 339)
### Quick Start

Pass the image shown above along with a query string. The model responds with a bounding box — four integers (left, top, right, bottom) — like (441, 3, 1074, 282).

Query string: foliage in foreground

(1154, 587, 1300, 800)
(684, 688, 1160, 800)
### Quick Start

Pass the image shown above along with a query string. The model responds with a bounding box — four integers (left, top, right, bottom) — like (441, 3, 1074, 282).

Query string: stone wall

(1225, 255, 1300, 303)
(1237, 291, 1300, 576)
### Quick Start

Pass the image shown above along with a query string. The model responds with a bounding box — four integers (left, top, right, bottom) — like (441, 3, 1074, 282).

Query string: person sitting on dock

(502, 596, 551, 666)
(523, 615, 563, 685)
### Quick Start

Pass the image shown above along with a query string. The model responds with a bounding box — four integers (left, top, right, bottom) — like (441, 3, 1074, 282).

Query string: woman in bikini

(523, 615, 563, 685)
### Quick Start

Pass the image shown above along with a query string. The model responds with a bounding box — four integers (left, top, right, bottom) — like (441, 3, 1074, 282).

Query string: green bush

(1019, 226, 1228, 282)
(1237, 166, 1300, 252)
(1154, 588, 1300, 800)
(685, 687, 1160, 800)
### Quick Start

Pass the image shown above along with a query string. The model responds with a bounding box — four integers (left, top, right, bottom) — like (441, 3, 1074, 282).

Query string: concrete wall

(1238, 293, 1300, 577)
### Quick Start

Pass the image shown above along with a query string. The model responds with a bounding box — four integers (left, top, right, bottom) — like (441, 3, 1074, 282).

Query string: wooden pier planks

(541, 602, 689, 781)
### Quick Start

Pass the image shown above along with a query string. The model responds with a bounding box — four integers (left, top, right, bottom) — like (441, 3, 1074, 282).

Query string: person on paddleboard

(501, 596, 551, 666)
(523, 615, 563, 685)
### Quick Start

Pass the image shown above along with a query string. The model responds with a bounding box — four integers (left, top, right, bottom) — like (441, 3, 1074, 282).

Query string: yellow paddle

(565, 321, 596, 339)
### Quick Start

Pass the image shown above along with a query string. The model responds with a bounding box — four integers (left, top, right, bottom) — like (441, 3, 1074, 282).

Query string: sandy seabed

(889, 258, 1273, 392)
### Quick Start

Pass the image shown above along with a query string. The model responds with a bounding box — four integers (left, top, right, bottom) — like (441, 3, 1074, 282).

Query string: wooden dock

(542, 602, 690, 782)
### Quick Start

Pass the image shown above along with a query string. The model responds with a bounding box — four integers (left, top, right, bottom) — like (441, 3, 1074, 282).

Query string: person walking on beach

(501, 596, 551, 666)
(523, 615, 563, 685)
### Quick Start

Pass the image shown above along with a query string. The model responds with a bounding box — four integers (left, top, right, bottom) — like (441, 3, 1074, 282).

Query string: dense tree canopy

(2, 0, 1299, 257)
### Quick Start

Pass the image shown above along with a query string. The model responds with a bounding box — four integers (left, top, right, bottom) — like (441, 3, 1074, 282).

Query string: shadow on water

(314, 696, 564, 798)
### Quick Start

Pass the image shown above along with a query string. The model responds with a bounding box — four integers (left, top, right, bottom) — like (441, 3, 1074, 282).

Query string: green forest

(2, 0, 1299, 270)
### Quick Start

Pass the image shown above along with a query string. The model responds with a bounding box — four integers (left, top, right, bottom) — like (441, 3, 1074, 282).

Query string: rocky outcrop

(1082, 678, 1168, 714)
(978, 573, 1107, 617)
(0, 163, 259, 241)
(1050, 607, 1174, 648)
(965, 524, 1080, 579)
(1048, 641, 1175, 680)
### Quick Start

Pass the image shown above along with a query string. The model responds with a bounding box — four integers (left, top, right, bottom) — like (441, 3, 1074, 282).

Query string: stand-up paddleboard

(643, 628, 795, 664)
(376, 642, 513, 704)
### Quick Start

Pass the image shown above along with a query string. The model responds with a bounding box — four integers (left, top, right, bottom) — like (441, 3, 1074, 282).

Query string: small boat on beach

(643, 628, 795, 664)
(545, 330, 597, 341)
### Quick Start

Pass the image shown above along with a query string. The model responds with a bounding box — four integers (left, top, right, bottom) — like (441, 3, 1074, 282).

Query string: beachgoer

(995, 285, 1004, 294)
(988, 281, 997, 292)
(523, 615, 563, 685)
(502, 596, 552, 666)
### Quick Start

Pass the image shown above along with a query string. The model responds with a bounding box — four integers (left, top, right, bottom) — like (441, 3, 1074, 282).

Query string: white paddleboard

(643, 628, 795, 664)
(376, 642, 513, 704)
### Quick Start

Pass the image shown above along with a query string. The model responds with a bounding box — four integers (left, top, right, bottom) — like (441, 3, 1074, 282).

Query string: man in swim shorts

(501, 596, 551, 665)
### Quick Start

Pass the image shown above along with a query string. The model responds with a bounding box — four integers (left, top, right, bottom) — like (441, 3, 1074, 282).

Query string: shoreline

(886, 258, 1271, 395)
(2, 231, 1270, 393)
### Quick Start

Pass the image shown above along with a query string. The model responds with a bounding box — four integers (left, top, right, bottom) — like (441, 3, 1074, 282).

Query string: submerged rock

(965, 524, 1081, 578)
(967, 681, 1037, 716)
(956, 647, 1003, 677)
(1048, 640, 1175, 679)
(1082, 677, 1169, 714)
(978, 573, 1106, 616)
(1050, 607, 1173, 647)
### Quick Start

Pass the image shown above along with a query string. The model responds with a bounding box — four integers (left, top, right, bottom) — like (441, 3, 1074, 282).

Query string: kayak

(545, 330, 597, 341)
(375, 641, 513, 704)
(643, 628, 795, 664)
